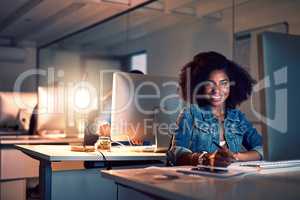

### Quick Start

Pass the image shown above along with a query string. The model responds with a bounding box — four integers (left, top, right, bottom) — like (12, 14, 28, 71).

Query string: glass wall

(38, 0, 300, 136)
(38, 0, 233, 136)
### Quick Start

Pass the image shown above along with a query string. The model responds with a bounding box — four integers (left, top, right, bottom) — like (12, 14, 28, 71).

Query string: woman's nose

(211, 86, 221, 94)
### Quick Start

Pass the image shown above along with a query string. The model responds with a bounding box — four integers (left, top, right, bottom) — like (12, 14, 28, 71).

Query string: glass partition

(234, 0, 293, 134)
(38, 0, 237, 136)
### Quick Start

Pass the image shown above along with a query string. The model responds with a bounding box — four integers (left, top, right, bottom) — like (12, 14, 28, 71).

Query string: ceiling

(0, 0, 152, 47)
(58, 0, 250, 52)
(0, 0, 250, 48)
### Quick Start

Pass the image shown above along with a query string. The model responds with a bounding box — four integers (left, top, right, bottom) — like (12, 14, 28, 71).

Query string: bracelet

(198, 151, 208, 165)
(233, 153, 240, 161)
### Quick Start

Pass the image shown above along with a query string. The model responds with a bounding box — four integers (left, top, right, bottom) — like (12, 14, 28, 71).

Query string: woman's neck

(211, 105, 225, 118)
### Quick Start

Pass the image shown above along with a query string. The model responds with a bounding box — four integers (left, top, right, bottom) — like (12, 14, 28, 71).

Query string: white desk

(102, 166, 300, 200)
(16, 145, 166, 200)
(0, 136, 82, 200)
(0, 135, 82, 144)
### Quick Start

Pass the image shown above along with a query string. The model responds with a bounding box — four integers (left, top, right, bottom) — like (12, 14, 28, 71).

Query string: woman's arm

(176, 150, 233, 167)
(239, 112, 264, 160)
(176, 152, 203, 166)
(168, 107, 194, 165)
(171, 106, 235, 166)
(233, 150, 261, 161)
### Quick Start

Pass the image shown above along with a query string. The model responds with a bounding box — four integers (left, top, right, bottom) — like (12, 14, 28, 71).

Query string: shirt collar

(226, 109, 240, 122)
(199, 105, 240, 122)
(201, 105, 215, 122)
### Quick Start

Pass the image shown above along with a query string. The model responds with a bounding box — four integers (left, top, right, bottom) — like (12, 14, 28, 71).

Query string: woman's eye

(205, 82, 215, 89)
(220, 80, 229, 87)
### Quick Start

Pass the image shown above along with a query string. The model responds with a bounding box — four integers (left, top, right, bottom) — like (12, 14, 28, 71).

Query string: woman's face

(203, 70, 230, 108)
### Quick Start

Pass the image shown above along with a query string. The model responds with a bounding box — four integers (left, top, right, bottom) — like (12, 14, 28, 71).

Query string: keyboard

(111, 145, 156, 152)
(239, 160, 300, 169)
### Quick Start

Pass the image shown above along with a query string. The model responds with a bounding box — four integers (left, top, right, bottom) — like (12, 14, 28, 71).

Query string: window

(130, 52, 147, 74)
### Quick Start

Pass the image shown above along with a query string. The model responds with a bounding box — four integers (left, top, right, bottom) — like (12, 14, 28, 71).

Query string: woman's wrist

(232, 151, 262, 161)
(197, 151, 208, 165)
(189, 152, 208, 165)
(233, 152, 240, 161)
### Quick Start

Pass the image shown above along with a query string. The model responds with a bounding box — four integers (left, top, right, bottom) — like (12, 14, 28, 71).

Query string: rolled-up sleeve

(241, 113, 264, 159)
(167, 108, 194, 165)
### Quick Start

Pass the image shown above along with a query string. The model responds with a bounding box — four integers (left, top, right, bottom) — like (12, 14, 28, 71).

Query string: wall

(35, 0, 300, 133)
(110, 17, 232, 77)
(110, 0, 300, 77)
(234, 0, 300, 34)
(38, 48, 121, 135)
(0, 43, 37, 92)
(107, 0, 300, 132)
(39, 48, 82, 87)
(39, 48, 121, 97)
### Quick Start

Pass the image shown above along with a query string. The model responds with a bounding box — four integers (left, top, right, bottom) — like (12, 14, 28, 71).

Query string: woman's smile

(204, 70, 230, 108)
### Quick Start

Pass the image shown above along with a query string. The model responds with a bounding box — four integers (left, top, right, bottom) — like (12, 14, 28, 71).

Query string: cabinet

(0, 147, 39, 200)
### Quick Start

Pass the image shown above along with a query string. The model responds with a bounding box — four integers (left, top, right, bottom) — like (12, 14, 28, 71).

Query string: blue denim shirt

(171, 104, 263, 162)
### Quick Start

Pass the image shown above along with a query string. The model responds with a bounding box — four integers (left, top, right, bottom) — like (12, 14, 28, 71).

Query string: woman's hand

(203, 148, 234, 167)
(98, 123, 111, 137)
(130, 138, 144, 145)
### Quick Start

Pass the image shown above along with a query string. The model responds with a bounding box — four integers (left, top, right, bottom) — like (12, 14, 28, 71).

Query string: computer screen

(110, 72, 181, 145)
(259, 32, 300, 161)
(36, 86, 65, 135)
(0, 92, 37, 133)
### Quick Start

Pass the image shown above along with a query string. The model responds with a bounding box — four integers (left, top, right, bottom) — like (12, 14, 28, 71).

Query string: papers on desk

(238, 160, 300, 169)
(176, 165, 245, 178)
(110, 145, 156, 152)
(228, 162, 260, 173)
(145, 161, 300, 179)
(174, 162, 274, 178)
(228, 160, 300, 171)
(229, 160, 300, 175)
(145, 165, 252, 179)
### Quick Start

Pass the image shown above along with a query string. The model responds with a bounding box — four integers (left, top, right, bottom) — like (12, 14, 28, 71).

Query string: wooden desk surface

(15, 145, 166, 162)
(102, 166, 300, 200)
(0, 135, 82, 144)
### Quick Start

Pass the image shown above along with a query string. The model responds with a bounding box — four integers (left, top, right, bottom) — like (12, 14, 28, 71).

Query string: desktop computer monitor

(258, 32, 300, 161)
(36, 86, 65, 135)
(110, 72, 181, 150)
(0, 92, 37, 134)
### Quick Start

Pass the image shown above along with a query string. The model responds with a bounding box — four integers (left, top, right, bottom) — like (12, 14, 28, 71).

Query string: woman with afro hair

(170, 51, 263, 167)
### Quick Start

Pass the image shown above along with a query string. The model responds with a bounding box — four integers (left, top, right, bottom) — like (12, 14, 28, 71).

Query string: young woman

(169, 51, 263, 167)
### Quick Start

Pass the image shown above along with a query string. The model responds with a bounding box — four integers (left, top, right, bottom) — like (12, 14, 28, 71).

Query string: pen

(213, 141, 224, 149)
(212, 141, 236, 160)
(239, 163, 260, 168)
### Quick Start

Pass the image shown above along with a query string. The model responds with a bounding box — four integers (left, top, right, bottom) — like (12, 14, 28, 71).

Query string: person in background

(168, 51, 263, 167)
(84, 69, 144, 145)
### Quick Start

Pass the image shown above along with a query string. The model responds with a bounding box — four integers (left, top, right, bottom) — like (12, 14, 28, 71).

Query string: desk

(16, 145, 166, 200)
(0, 136, 81, 200)
(0, 135, 81, 145)
(102, 166, 300, 200)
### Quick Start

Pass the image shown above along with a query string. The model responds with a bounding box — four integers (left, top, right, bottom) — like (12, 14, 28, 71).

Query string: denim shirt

(171, 104, 263, 163)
